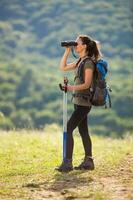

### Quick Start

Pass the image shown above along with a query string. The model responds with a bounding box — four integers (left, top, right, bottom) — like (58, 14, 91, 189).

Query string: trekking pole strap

(64, 77, 68, 93)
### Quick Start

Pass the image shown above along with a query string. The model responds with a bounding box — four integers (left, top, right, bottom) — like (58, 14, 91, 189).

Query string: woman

(56, 35, 102, 172)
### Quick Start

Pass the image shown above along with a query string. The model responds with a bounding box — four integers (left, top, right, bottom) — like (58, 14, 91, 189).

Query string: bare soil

(26, 153, 133, 200)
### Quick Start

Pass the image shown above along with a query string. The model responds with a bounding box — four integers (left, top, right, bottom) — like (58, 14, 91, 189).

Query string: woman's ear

(84, 44, 87, 49)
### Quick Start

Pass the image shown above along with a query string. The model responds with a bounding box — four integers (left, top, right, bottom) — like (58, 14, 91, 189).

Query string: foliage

(0, 0, 133, 136)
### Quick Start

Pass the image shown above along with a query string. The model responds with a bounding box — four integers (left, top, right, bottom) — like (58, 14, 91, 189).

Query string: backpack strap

(74, 58, 81, 82)
(76, 57, 95, 82)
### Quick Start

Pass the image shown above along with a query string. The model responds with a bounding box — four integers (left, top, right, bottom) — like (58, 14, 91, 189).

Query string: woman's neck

(79, 52, 88, 59)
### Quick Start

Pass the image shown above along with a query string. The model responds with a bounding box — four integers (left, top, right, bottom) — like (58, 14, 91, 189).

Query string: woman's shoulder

(84, 58, 95, 70)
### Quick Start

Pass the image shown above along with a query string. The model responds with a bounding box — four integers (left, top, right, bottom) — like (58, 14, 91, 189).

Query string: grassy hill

(0, 129, 133, 199)
(0, 0, 133, 136)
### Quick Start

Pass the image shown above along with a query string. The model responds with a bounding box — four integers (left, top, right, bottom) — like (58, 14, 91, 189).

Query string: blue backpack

(96, 59, 108, 80)
(74, 58, 112, 108)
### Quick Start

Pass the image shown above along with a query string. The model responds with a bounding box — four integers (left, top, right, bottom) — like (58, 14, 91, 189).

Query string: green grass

(0, 128, 133, 200)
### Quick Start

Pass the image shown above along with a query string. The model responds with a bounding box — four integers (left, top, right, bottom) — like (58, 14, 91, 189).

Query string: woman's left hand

(67, 84, 74, 91)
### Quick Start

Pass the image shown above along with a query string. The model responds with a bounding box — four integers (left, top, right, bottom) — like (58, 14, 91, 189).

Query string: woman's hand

(64, 47, 71, 55)
(59, 47, 77, 71)
(61, 84, 74, 92)
(67, 84, 74, 91)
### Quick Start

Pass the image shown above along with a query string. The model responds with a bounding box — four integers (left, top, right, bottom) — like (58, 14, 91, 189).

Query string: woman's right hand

(64, 47, 71, 55)
(60, 47, 77, 71)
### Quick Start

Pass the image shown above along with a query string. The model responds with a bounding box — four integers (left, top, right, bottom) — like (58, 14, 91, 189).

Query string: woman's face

(74, 37, 86, 54)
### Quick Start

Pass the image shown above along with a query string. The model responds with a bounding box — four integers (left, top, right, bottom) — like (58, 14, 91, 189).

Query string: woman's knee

(78, 123, 89, 136)
(67, 120, 75, 134)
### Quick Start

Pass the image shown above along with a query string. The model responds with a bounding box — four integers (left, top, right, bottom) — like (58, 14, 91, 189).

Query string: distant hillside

(0, 0, 132, 60)
(0, 0, 133, 136)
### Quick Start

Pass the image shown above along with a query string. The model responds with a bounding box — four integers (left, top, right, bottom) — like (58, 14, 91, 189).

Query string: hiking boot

(55, 159, 73, 172)
(74, 156, 95, 170)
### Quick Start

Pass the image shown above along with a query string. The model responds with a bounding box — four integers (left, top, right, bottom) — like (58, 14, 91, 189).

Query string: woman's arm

(67, 68, 93, 91)
(60, 48, 77, 71)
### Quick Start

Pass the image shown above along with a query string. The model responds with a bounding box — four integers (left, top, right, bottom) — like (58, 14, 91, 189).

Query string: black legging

(66, 104, 92, 159)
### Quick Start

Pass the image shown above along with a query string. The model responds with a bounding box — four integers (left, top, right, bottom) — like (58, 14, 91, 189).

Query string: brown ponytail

(78, 35, 102, 61)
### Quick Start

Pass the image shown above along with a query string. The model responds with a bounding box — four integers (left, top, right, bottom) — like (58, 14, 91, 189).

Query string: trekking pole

(59, 77, 68, 160)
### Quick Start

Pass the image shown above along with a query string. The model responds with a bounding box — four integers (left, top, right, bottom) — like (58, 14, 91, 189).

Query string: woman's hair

(78, 35, 102, 61)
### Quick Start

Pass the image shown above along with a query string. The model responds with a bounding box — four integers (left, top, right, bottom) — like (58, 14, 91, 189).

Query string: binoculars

(61, 41, 78, 47)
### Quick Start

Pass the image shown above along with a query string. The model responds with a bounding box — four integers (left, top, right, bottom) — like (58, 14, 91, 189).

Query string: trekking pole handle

(64, 77, 68, 93)
(59, 83, 67, 92)
(59, 77, 68, 92)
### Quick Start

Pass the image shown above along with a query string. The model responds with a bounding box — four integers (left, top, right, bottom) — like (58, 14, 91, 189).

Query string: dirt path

(99, 153, 133, 200)
(26, 153, 133, 200)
